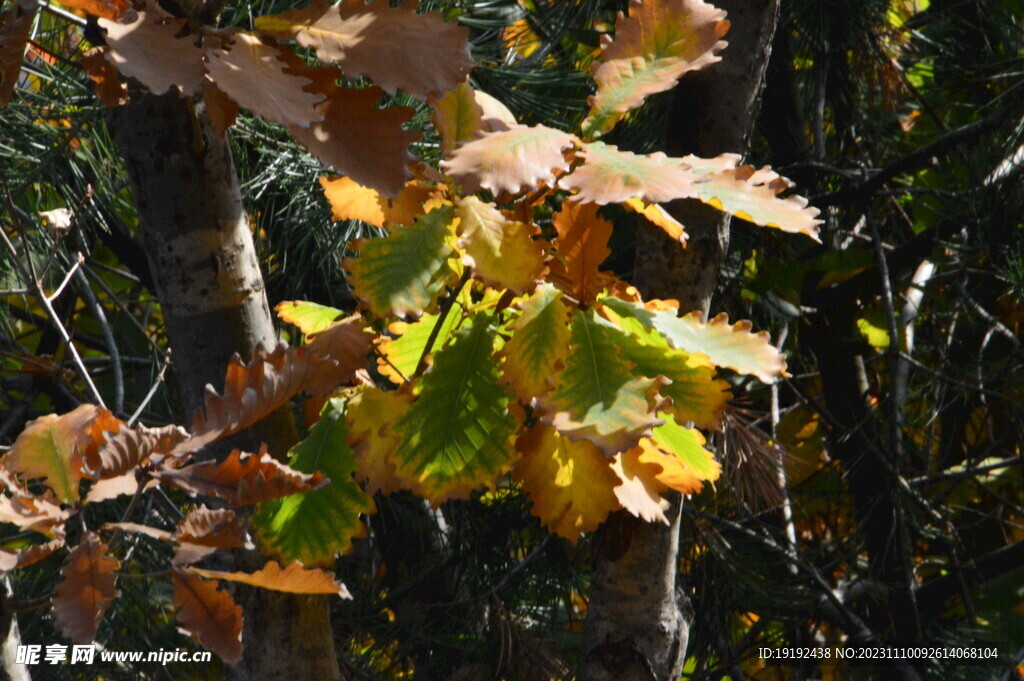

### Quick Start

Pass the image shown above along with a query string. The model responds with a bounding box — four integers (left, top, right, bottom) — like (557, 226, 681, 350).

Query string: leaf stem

(415, 270, 471, 377)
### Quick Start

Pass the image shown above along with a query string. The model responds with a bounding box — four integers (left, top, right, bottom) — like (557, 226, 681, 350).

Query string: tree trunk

(581, 2, 781, 679)
(106, 91, 340, 681)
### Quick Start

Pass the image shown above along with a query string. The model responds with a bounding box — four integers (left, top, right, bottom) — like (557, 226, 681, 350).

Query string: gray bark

(581, 2, 781, 679)
(106, 91, 340, 681)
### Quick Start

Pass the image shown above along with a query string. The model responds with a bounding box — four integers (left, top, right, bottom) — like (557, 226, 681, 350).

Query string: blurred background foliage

(1, 0, 1022, 679)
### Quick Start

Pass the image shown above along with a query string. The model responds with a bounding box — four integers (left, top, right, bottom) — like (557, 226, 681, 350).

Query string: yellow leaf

(320, 176, 386, 227)
(3, 404, 98, 503)
(499, 283, 570, 402)
(345, 387, 411, 495)
(513, 424, 621, 542)
(455, 196, 546, 294)
(623, 197, 687, 244)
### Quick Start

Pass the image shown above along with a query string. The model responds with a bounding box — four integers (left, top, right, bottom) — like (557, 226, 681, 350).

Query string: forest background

(0, 0, 1022, 680)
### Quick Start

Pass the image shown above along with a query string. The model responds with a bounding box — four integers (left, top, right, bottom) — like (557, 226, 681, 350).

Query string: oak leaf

(602, 297, 786, 383)
(171, 568, 242, 665)
(3, 404, 98, 503)
(636, 413, 720, 494)
(376, 307, 464, 383)
(52, 532, 118, 642)
(513, 424, 620, 541)
(498, 284, 570, 403)
(456, 196, 546, 294)
(319, 176, 386, 227)
(694, 165, 822, 240)
(254, 399, 374, 566)
(176, 506, 250, 549)
(610, 450, 669, 523)
(583, 0, 728, 138)
(0, 539, 62, 572)
(431, 79, 515, 152)
(275, 299, 345, 337)
(188, 561, 350, 597)
(156, 446, 326, 507)
(100, 11, 204, 95)
(94, 423, 188, 478)
(344, 205, 458, 318)
(622, 198, 687, 244)
(202, 76, 239, 138)
(289, 86, 418, 198)
(0, 492, 68, 536)
(254, 0, 473, 99)
(1, 0, 38, 106)
(536, 311, 664, 455)
(393, 314, 517, 502)
(345, 387, 411, 495)
(441, 124, 578, 194)
(560, 142, 697, 205)
(548, 202, 612, 303)
(205, 32, 324, 128)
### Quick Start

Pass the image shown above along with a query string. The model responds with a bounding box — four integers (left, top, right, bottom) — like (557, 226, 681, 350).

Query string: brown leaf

(202, 75, 239, 138)
(175, 506, 249, 549)
(52, 532, 119, 642)
(156, 447, 326, 507)
(102, 522, 173, 541)
(100, 11, 204, 95)
(206, 33, 325, 128)
(0, 492, 68, 536)
(0, 539, 62, 572)
(81, 47, 128, 107)
(84, 473, 143, 503)
(95, 423, 189, 478)
(0, 0, 38, 106)
(188, 561, 350, 597)
(173, 318, 371, 458)
(289, 86, 418, 198)
(171, 568, 243, 665)
(254, 0, 474, 99)
(548, 202, 612, 302)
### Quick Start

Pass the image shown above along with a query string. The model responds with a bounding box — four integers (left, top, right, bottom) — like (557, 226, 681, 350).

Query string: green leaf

(377, 308, 464, 384)
(601, 297, 787, 383)
(537, 310, 663, 455)
(253, 399, 374, 567)
(274, 300, 345, 336)
(2, 405, 98, 504)
(393, 313, 517, 502)
(499, 284, 571, 403)
(344, 205, 458, 318)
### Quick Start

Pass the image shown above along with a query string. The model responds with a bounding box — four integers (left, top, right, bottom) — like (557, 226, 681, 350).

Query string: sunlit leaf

(499, 284, 570, 403)
(560, 142, 697, 204)
(319, 176, 386, 227)
(431, 79, 515, 152)
(582, 0, 729, 138)
(3, 404, 98, 504)
(188, 561, 350, 597)
(99, 11, 204, 95)
(455, 196, 545, 294)
(549, 201, 612, 303)
(275, 300, 345, 337)
(441, 124, 578, 194)
(254, 0, 473, 99)
(393, 313, 517, 502)
(609, 450, 669, 523)
(694, 165, 822, 240)
(345, 387, 411, 495)
(377, 307, 464, 384)
(513, 424, 620, 541)
(635, 413, 720, 494)
(623, 197, 687, 244)
(344, 205, 458, 318)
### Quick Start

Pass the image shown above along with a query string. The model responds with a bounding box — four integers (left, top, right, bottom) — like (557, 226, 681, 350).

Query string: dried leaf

(81, 47, 129, 106)
(206, 32, 324, 127)
(157, 446, 326, 507)
(95, 423, 189, 478)
(175, 506, 250, 549)
(441, 124, 578, 195)
(561, 142, 697, 205)
(188, 561, 350, 597)
(289, 86, 418, 197)
(202, 75, 239, 137)
(549, 202, 612, 303)
(171, 568, 243, 665)
(583, 0, 728, 137)
(254, 0, 473, 99)
(455, 196, 545, 294)
(52, 532, 118, 642)
(513, 424, 620, 541)
(0, 493, 68, 536)
(100, 11, 204, 95)
(0, 539, 62, 572)
(84, 473, 142, 503)
(1, 0, 38, 105)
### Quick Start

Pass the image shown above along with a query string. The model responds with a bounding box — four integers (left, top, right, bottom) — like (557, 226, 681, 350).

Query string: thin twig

(128, 351, 171, 426)
(415, 269, 471, 377)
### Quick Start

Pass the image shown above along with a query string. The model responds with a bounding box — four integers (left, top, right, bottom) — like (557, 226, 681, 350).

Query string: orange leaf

(206, 32, 324, 128)
(52, 532, 118, 643)
(175, 506, 250, 549)
(549, 202, 612, 302)
(623, 198, 687, 244)
(56, 0, 133, 21)
(441, 124, 578, 195)
(80, 47, 128, 107)
(95, 423, 189, 478)
(171, 568, 242, 665)
(187, 561, 350, 597)
(202, 75, 239, 138)
(1, 0, 38, 105)
(156, 447, 326, 507)
(254, 0, 474, 100)
(99, 11, 204, 95)
(290, 86, 418, 198)
(320, 176, 386, 227)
